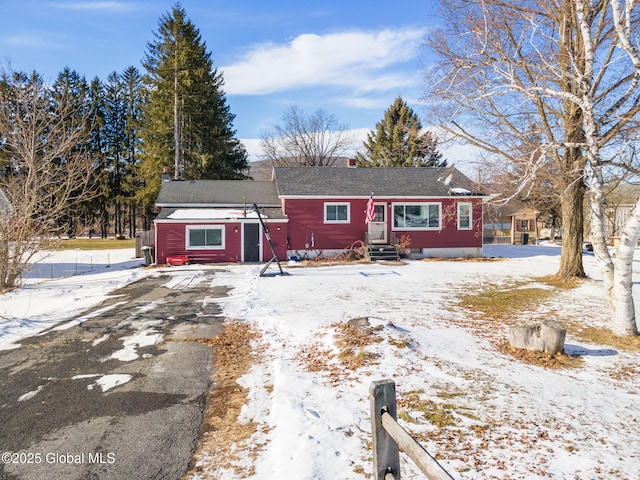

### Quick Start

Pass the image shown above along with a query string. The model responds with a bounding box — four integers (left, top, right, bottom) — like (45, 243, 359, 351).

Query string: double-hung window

(186, 226, 225, 249)
(393, 203, 441, 229)
(324, 203, 350, 223)
(458, 203, 472, 230)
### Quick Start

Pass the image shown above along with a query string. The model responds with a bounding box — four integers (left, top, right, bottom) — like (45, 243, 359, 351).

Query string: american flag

(365, 194, 375, 224)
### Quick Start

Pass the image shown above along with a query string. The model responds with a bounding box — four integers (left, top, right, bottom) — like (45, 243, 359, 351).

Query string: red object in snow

(166, 255, 190, 266)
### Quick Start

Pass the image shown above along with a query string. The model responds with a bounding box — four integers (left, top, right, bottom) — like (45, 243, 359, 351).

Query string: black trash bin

(521, 233, 529, 245)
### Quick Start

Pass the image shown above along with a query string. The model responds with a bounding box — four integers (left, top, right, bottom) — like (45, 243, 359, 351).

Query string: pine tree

(355, 97, 446, 167)
(139, 3, 247, 209)
(121, 66, 145, 234)
(85, 77, 110, 237)
(50, 68, 92, 236)
(104, 71, 127, 237)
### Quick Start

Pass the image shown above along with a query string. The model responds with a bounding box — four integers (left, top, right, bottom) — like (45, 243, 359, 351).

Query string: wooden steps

(366, 243, 399, 261)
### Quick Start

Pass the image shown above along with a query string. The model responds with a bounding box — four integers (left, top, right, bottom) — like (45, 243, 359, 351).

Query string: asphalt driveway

(0, 268, 228, 480)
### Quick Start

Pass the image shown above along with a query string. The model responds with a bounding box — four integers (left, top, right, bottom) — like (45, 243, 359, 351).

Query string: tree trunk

(508, 320, 566, 354)
(557, 176, 586, 279)
(609, 199, 640, 336)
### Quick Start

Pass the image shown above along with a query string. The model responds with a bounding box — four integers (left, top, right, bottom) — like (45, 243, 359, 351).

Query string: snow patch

(18, 385, 46, 402)
(86, 374, 132, 392)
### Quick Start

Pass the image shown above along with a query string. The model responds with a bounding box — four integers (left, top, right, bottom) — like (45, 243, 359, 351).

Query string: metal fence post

(370, 379, 401, 480)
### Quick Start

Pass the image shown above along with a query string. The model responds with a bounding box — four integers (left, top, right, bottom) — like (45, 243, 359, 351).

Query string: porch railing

(364, 231, 398, 246)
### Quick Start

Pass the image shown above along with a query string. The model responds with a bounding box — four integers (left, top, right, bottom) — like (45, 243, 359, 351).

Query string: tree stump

(507, 320, 566, 355)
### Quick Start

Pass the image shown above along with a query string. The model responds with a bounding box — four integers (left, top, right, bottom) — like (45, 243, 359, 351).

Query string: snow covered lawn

(193, 245, 640, 479)
(1, 245, 639, 479)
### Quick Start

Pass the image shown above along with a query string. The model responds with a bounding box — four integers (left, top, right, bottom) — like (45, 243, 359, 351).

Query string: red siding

(262, 223, 288, 261)
(282, 198, 367, 250)
(283, 197, 483, 252)
(155, 221, 288, 264)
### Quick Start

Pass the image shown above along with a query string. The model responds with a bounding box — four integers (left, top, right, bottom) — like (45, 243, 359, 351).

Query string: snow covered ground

(2, 245, 639, 479)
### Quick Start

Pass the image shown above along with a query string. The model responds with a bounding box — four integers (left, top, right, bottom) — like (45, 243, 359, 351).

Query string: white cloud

(5, 34, 52, 47)
(223, 28, 426, 95)
(336, 96, 392, 110)
(50, 1, 136, 12)
(241, 138, 263, 161)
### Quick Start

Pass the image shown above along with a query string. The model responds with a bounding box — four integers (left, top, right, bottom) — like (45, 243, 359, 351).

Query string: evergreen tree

(139, 3, 247, 209)
(85, 77, 110, 237)
(104, 71, 128, 236)
(355, 97, 446, 167)
(50, 68, 92, 236)
(121, 66, 145, 234)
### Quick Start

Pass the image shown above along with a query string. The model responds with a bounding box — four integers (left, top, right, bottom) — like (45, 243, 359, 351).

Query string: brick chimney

(161, 167, 172, 182)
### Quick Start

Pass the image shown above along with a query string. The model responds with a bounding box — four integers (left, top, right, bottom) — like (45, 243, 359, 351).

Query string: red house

(153, 166, 484, 264)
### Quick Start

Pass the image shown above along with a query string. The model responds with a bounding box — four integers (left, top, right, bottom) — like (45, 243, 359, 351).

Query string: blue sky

(0, 1, 464, 163)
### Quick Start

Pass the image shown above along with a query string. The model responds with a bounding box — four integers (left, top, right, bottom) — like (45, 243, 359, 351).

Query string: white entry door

(367, 203, 387, 243)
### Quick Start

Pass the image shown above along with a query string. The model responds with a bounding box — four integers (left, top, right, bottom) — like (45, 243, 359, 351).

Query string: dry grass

(182, 322, 263, 479)
(397, 389, 458, 428)
(50, 237, 135, 250)
(456, 276, 586, 369)
(334, 321, 383, 369)
(568, 326, 640, 353)
(297, 319, 384, 382)
(459, 271, 640, 368)
(421, 256, 506, 263)
(497, 341, 582, 369)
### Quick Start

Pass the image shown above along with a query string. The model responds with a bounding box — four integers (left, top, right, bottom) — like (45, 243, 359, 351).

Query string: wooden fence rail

(135, 230, 154, 259)
(370, 379, 456, 480)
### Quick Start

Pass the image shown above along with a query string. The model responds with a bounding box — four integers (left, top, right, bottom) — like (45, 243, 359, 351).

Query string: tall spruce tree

(121, 66, 145, 234)
(104, 71, 127, 237)
(356, 97, 446, 167)
(50, 68, 92, 236)
(139, 3, 247, 209)
(85, 77, 110, 237)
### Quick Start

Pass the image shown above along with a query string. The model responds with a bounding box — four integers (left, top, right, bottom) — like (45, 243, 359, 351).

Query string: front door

(367, 203, 387, 243)
(243, 223, 260, 262)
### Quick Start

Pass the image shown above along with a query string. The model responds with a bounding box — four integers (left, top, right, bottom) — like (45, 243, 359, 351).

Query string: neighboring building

(153, 166, 485, 264)
(601, 182, 640, 239)
(483, 198, 539, 245)
(154, 178, 288, 264)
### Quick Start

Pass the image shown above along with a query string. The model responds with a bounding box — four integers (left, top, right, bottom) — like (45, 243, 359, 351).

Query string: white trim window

(186, 225, 225, 249)
(393, 203, 441, 229)
(458, 203, 472, 230)
(324, 202, 350, 223)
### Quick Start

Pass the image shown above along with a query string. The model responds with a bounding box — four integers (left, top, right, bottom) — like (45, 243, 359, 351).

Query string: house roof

(485, 197, 538, 217)
(155, 206, 287, 221)
(273, 166, 481, 197)
(156, 179, 281, 207)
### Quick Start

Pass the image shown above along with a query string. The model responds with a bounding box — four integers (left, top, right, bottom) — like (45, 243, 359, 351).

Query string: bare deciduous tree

(0, 69, 96, 289)
(577, 0, 640, 336)
(427, 0, 640, 336)
(260, 105, 355, 166)
(427, 0, 596, 279)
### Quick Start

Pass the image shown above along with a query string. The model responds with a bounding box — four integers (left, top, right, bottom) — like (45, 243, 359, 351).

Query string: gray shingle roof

(156, 179, 281, 207)
(273, 166, 481, 197)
